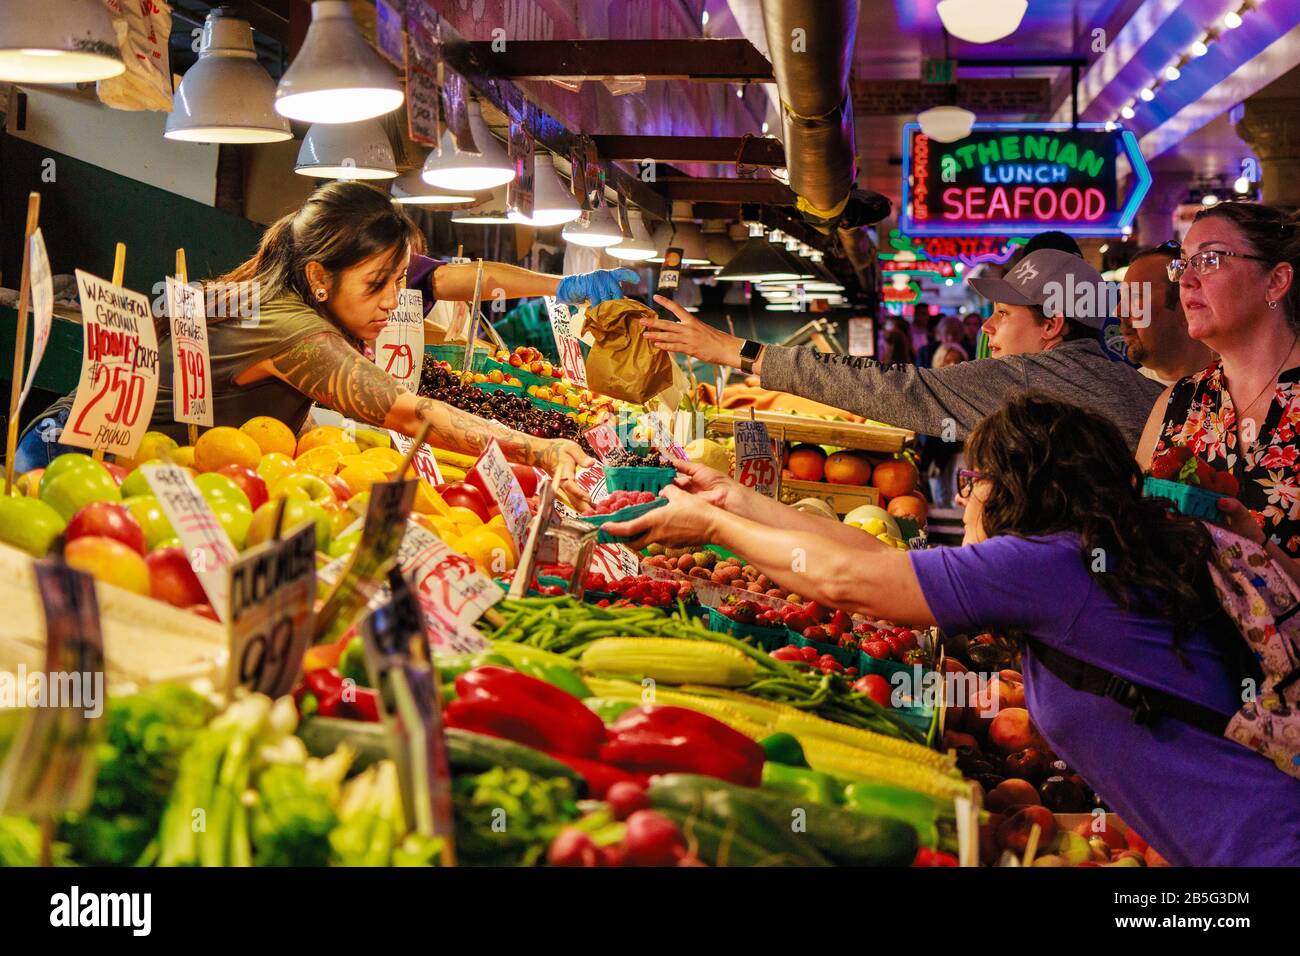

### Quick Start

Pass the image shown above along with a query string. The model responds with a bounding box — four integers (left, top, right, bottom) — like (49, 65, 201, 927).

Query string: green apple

(328, 529, 362, 559)
(124, 495, 178, 551)
(271, 472, 335, 506)
(209, 497, 252, 550)
(40, 459, 121, 521)
(1056, 830, 1091, 866)
(248, 498, 331, 553)
(38, 452, 100, 496)
(195, 472, 251, 511)
(0, 497, 66, 557)
(155, 536, 182, 551)
(320, 499, 359, 539)
(121, 459, 163, 498)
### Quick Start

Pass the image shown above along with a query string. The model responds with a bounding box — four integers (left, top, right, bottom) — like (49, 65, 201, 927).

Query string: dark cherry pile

(604, 447, 672, 468)
(419, 356, 592, 450)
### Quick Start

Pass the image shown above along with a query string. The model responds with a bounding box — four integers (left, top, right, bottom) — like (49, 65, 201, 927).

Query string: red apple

(321, 473, 353, 501)
(437, 481, 491, 522)
(509, 463, 542, 498)
(997, 805, 1056, 854)
(146, 546, 208, 608)
(65, 501, 145, 555)
(216, 464, 268, 512)
(988, 707, 1037, 754)
(103, 462, 129, 485)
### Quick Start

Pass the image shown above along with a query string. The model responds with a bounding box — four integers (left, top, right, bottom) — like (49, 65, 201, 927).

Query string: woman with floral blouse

(1136, 201, 1300, 581)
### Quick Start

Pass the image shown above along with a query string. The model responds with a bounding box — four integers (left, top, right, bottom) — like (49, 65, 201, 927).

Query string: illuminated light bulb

(1140, 87, 1155, 102)
(1224, 11, 1243, 29)
(1202, 192, 1220, 206)
(1234, 175, 1250, 194)
(1120, 105, 1136, 120)
(1191, 39, 1209, 57)
(1165, 65, 1181, 82)
(761, 121, 769, 135)
(918, 105, 976, 143)
(936, 0, 1028, 43)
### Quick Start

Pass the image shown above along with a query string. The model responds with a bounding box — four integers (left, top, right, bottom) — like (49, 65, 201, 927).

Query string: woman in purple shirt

(609, 393, 1300, 866)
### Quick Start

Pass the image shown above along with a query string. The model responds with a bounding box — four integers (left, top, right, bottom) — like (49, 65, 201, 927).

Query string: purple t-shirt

(910, 532, 1300, 867)
(408, 253, 449, 317)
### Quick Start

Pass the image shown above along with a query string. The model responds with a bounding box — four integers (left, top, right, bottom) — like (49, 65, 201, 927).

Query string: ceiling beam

(660, 177, 796, 205)
(590, 135, 785, 167)
(446, 38, 774, 83)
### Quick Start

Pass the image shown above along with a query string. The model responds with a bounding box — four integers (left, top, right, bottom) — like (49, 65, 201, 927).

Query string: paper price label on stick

(471, 441, 532, 551)
(376, 289, 423, 393)
(166, 276, 213, 428)
(389, 430, 443, 485)
(142, 464, 239, 617)
(398, 522, 497, 650)
(19, 229, 54, 410)
(734, 420, 778, 497)
(226, 521, 317, 699)
(646, 411, 687, 461)
(590, 543, 641, 581)
(544, 297, 588, 388)
(584, 423, 622, 462)
(64, 270, 160, 459)
(574, 461, 609, 504)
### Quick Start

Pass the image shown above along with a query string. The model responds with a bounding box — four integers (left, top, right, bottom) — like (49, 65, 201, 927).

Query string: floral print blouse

(1154, 361, 1300, 556)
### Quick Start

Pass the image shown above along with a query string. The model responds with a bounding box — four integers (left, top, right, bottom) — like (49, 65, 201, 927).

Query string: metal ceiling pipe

(758, 0, 859, 230)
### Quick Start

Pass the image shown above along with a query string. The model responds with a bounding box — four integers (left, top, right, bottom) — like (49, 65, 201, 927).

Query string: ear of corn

(800, 737, 969, 802)
(580, 638, 758, 688)
(774, 712, 955, 772)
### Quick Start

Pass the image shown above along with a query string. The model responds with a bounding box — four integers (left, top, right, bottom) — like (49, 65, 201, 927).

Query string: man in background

(1118, 244, 1215, 385)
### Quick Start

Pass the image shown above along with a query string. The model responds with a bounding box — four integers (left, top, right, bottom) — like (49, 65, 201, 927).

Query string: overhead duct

(758, 0, 859, 231)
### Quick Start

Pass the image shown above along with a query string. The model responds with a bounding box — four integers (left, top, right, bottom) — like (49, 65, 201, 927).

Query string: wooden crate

(778, 478, 880, 514)
(707, 409, 914, 454)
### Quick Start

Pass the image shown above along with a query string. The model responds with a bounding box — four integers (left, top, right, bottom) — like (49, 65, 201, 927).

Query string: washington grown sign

(900, 123, 1151, 238)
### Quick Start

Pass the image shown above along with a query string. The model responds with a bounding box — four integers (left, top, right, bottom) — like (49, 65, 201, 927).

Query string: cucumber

(648, 774, 917, 867)
(297, 718, 584, 788)
(656, 807, 814, 867)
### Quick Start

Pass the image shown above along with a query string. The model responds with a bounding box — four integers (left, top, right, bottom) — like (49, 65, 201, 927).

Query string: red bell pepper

(446, 666, 607, 758)
(303, 667, 380, 722)
(544, 752, 643, 799)
(599, 706, 765, 787)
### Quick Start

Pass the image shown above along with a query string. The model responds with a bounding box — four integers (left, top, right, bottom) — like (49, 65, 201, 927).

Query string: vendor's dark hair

(1193, 200, 1300, 324)
(966, 393, 1221, 644)
(209, 181, 424, 319)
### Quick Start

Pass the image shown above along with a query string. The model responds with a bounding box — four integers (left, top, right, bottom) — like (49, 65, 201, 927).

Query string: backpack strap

(1024, 638, 1231, 737)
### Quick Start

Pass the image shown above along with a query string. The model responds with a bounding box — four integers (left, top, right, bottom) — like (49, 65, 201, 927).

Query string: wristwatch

(738, 339, 764, 374)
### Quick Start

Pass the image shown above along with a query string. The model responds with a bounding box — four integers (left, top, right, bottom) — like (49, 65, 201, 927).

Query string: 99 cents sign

(734, 420, 778, 497)
(64, 270, 160, 458)
(166, 276, 213, 427)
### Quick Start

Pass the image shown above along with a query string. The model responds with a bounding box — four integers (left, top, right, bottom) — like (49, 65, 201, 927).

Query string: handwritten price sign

(226, 521, 316, 698)
(573, 461, 610, 503)
(389, 430, 443, 486)
(142, 464, 240, 616)
(398, 522, 498, 651)
(472, 441, 532, 551)
(375, 289, 423, 394)
(544, 296, 588, 388)
(590, 543, 641, 581)
(584, 422, 622, 462)
(65, 270, 160, 458)
(166, 276, 213, 428)
(734, 420, 778, 497)
(646, 411, 687, 461)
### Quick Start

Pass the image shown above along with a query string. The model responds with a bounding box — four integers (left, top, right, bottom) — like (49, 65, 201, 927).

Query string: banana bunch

(430, 447, 477, 483)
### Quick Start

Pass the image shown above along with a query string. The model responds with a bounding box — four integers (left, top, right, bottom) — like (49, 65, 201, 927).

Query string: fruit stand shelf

(705, 410, 914, 454)
(777, 478, 881, 512)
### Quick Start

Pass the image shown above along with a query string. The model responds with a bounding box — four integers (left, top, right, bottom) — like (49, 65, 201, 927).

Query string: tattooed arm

(269, 332, 594, 503)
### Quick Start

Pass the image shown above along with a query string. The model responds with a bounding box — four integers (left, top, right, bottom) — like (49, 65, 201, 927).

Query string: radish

(548, 827, 600, 867)
(605, 781, 649, 821)
(623, 810, 686, 867)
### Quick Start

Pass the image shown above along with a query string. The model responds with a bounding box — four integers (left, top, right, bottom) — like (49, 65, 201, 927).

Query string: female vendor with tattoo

(19, 181, 637, 500)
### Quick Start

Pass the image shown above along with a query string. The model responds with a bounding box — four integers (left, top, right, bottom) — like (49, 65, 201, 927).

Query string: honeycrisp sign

(900, 123, 1151, 238)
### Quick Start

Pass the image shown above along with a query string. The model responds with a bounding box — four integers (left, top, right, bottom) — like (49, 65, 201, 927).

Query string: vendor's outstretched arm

(431, 261, 560, 301)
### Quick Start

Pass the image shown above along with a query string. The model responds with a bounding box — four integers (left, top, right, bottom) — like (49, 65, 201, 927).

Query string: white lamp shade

(562, 203, 624, 247)
(507, 154, 581, 226)
(165, 10, 291, 144)
(275, 0, 403, 124)
(0, 0, 124, 83)
(422, 102, 516, 191)
(295, 120, 397, 179)
(391, 169, 476, 204)
(607, 211, 659, 261)
(918, 106, 976, 143)
(650, 221, 711, 265)
(451, 186, 512, 223)
(936, 0, 1028, 43)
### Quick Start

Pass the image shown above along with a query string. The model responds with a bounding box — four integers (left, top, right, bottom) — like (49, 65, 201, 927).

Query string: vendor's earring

(1270, 300, 1279, 309)
(315, 288, 327, 300)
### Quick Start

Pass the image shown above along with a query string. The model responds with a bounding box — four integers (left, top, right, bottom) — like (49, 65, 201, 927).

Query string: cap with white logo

(968, 249, 1108, 329)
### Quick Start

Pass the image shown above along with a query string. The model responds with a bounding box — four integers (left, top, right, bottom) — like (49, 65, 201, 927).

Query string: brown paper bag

(583, 298, 676, 403)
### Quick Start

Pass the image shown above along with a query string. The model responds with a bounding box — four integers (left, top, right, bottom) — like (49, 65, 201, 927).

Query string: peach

(997, 805, 1056, 854)
(986, 778, 1041, 814)
(988, 706, 1036, 754)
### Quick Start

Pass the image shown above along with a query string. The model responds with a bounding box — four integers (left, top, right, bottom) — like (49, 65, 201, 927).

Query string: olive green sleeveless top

(151, 293, 358, 441)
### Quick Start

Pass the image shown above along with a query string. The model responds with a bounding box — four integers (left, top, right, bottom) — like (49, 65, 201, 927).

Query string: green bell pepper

(583, 697, 636, 724)
(760, 762, 841, 805)
(842, 781, 941, 848)
(759, 732, 808, 767)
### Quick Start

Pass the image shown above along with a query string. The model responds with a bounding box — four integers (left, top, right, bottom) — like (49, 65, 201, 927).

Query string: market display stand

(0, 541, 226, 691)
(707, 410, 915, 512)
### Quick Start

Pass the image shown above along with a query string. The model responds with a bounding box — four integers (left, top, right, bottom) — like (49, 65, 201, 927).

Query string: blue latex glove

(555, 268, 640, 307)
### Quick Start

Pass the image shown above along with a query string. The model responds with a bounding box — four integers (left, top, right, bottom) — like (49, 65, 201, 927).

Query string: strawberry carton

(1144, 447, 1237, 521)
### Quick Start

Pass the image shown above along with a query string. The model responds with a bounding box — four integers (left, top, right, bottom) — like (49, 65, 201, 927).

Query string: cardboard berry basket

(579, 496, 669, 544)
(1142, 476, 1225, 521)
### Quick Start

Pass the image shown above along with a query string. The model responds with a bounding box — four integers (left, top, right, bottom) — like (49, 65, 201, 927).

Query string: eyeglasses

(956, 468, 987, 499)
(1166, 248, 1273, 282)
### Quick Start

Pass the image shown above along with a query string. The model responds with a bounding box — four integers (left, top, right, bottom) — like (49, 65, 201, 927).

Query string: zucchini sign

(900, 123, 1151, 238)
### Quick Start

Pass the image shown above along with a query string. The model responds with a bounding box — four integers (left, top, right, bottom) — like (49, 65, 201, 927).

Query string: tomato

(852, 673, 892, 707)
(436, 481, 491, 522)
(510, 463, 541, 497)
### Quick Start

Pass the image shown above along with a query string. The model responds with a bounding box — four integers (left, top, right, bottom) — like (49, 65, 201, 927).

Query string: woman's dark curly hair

(965, 393, 1221, 641)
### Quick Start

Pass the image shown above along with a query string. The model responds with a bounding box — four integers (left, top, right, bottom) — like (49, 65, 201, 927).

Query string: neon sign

(900, 123, 1151, 238)
(887, 229, 1024, 268)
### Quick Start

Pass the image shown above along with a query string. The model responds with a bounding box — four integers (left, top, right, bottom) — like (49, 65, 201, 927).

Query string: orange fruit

(194, 427, 262, 472)
(296, 425, 345, 457)
(336, 463, 388, 496)
(887, 493, 928, 528)
(786, 444, 827, 482)
(241, 416, 297, 457)
(823, 451, 873, 486)
(871, 459, 920, 499)
(295, 446, 344, 477)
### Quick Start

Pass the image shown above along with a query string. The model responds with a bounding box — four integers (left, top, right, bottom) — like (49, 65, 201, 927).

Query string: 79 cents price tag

(166, 276, 213, 427)
(389, 430, 443, 485)
(225, 521, 317, 698)
(142, 463, 239, 617)
(376, 289, 423, 393)
(471, 441, 532, 551)
(64, 270, 161, 459)
(734, 420, 778, 497)
(544, 296, 588, 388)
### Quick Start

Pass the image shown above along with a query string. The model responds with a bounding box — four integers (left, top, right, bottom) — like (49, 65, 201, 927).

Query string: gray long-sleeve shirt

(760, 339, 1164, 452)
